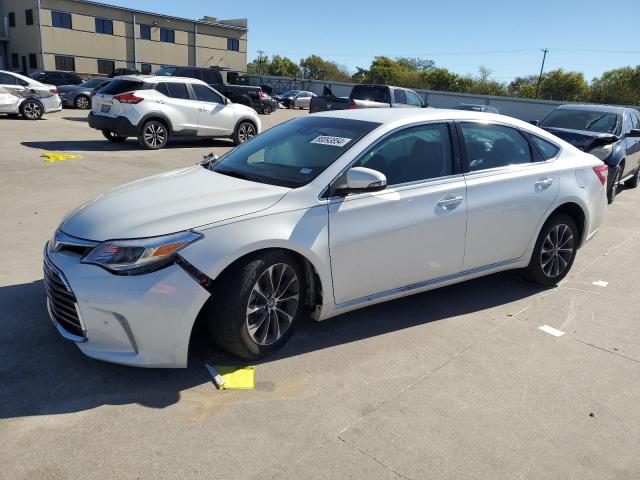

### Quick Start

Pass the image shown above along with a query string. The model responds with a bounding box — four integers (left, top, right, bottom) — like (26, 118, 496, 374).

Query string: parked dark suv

(30, 70, 83, 86)
(535, 104, 640, 203)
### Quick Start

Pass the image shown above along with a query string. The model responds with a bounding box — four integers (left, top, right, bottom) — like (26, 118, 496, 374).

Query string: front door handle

(437, 195, 464, 209)
(535, 178, 553, 189)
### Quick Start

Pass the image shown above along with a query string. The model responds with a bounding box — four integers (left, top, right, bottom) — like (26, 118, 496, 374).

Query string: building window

(140, 63, 152, 74)
(140, 24, 151, 40)
(55, 55, 75, 71)
(8, 12, 15, 27)
(52, 11, 72, 29)
(11, 53, 19, 69)
(95, 18, 113, 35)
(227, 38, 239, 51)
(25, 9, 34, 25)
(160, 28, 174, 43)
(29, 54, 37, 69)
(97, 59, 115, 75)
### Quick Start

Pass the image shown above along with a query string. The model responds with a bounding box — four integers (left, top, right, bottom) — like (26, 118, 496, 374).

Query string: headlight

(82, 230, 202, 275)
(588, 144, 613, 161)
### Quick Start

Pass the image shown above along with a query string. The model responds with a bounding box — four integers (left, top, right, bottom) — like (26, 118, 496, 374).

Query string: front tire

(138, 120, 169, 150)
(20, 100, 43, 120)
(608, 166, 621, 204)
(524, 213, 578, 287)
(208, 251, 304, 359)
(102, 130, 127, 143)
(625, 165, 640, 189)
(233, 121, 257, 145)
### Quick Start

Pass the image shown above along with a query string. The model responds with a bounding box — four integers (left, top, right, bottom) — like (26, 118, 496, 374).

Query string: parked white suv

(0, 70, 61, 120)
(88, 76, 261, 149)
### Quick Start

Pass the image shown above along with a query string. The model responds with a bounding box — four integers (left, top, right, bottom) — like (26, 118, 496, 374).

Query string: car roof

(557, 104, 634, 114)
(116, 75, 208, 86)
(312, 107, 519, 126)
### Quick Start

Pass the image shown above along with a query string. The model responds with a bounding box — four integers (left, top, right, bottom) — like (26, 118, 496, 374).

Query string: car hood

(61, 166, 290, 240)
(540, 126, 619, 151)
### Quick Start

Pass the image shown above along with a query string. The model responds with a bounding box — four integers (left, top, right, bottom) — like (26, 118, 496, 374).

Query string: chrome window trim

(321, 119, 459, 201)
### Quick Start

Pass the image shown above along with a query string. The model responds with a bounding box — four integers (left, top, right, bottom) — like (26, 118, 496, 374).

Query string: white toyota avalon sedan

(45, 109, 608, 367)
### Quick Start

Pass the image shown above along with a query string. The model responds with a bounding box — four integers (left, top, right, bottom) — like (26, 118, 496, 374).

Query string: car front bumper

(44, 243, 211, 368)
(88, 112, 139, 137)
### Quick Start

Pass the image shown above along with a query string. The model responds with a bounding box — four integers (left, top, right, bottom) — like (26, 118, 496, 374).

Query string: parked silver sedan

(290, 90, 316, 109)
(45, 108, 607, 366)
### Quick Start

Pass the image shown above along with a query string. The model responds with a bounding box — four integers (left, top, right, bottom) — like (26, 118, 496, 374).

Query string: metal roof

(58, 0, 248, 31)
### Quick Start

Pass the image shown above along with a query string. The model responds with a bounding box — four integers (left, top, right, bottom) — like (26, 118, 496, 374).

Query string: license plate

(101, 104, 110, 113)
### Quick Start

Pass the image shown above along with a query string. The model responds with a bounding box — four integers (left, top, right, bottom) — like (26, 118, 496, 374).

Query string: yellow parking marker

(41, 152, 82, 163)
(206, 364, 255, 390)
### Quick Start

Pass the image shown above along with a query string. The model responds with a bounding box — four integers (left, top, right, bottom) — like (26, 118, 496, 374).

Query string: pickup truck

(309, 84, 426, 113)
(154, 66, 268, 112)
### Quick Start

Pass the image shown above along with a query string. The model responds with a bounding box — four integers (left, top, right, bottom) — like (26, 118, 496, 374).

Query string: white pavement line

(538, 325, 566, 337)
(565, 287, 601, 295)
(592, 280, 609, 287)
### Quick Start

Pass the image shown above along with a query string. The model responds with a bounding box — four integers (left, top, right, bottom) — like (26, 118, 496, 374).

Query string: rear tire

(233, 120, 257, 145)
(607, 166, 621, 204)
(20, 100, 43, 120)
(74, 95, 91, 110)
(262, 103, 273, 115)
(208, 251, 305, 359)
(102, 130, 127, 143)
(524, 213, 578, 287)
(624, 165, 640, 189)
(138, 120, 169, 150)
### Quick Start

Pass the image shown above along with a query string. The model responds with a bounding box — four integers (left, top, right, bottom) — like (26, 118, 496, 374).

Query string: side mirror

(626, 129, 640, 138)
(529, 120, 539, 126)
(334, 167, 387, 195)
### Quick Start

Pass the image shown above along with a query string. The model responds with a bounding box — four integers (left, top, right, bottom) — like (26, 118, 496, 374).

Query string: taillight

(258, 91, 265, 101)
(348, 101, 357, 110)
(593, 164, 608, 186)
(49, 88, 58, 95)
(114, 92, 144, 104)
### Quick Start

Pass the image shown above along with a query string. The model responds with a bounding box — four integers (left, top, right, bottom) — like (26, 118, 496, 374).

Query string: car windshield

(154, 66, 178, 76)
(81, 78, 107, 88)
(208, 116, 380, 188)
(540, 109, 621, 134)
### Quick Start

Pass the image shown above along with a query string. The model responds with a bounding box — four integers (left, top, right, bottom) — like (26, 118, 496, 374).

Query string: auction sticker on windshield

(311, 136, 352, 147)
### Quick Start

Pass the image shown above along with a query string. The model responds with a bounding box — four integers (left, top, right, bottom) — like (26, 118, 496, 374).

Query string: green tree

(299, 55, 351, 81)
(268, 55, 301, 77)
(589, 66, 640, 105)
(538, 69, 588, 101)
(508, 75, 538, 98)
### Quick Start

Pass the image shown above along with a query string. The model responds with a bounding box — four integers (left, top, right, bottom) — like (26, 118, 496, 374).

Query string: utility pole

(535, 48, 549, 98)
(257, 50, 265, 75)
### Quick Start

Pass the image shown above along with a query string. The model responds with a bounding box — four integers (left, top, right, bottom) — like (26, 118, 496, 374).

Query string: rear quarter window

(530, 135, 560, 160)
(100, 80, 145, 95)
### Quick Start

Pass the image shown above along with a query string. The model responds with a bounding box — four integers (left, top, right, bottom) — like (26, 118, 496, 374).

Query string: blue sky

(105, 0, 639, 81)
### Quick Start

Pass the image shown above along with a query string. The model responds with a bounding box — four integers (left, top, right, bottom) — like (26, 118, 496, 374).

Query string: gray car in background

(58, 78, 111, 109)
(452, 103, 500, 114)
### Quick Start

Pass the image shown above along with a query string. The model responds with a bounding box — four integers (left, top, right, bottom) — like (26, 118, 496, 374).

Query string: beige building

(0, 0, 248, 76)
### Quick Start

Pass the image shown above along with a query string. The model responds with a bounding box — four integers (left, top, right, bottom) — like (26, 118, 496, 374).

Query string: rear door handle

(535, 178, 553, 189)
(198, 107, 208, 112)
(437, 195, 464, 208)
(156, 99, 166, 104)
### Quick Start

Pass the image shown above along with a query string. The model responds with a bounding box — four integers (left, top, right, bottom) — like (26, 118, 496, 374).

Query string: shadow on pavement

(21, 138, 233, 152)
(0, 271, 543, 419)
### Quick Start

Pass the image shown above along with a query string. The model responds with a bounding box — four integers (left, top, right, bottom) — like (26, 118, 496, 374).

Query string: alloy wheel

(237, 123, 256, 143)
(540, 224, 574, 278)
(23, 101, 42, 119)
(75, 96, 90, 109)
(143, 123, 167, 148)
(245, 263, 300, 346)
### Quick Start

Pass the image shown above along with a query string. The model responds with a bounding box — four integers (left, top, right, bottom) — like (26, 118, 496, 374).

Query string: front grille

(44, 253, 85, 339)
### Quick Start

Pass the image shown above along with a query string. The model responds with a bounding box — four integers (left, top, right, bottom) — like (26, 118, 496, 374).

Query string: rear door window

(200, 69, 222, 85)
(393, 89, 407, 104)
(100, 79, 145, 95)
(0, 72, 18, 85)
(166, 82, 190, 99)
(406, 91, 423, 107)
(154, 82, 170, 96)
(460, 122, 532, 171)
